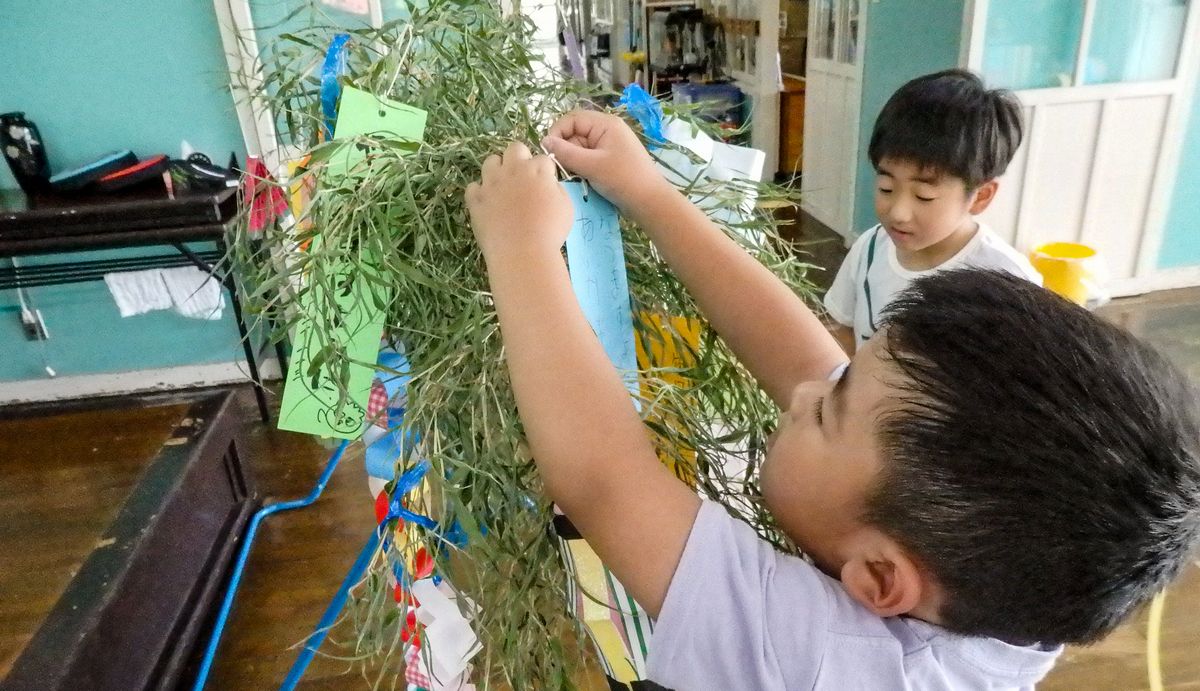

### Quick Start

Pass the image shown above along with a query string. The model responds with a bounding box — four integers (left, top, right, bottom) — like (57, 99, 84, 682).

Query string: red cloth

(243, 157, 289, 233)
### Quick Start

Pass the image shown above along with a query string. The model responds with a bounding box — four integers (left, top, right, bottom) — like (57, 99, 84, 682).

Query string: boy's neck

(895, 219, 979, 272)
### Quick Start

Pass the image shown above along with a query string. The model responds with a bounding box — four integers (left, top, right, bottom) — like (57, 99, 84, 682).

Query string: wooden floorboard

(0, 401, 188, 679)
(202, 400, 384, 689)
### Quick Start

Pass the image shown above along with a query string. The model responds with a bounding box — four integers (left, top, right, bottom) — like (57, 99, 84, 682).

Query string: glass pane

(1085, 0, 1189, 84)
(840, 0, 861, 64)
(814, 0, 835, 60)
(982, 0, 1085, 89)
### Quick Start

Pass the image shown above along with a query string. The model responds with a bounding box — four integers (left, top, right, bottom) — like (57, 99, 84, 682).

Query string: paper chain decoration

(363, 349, 480, 690)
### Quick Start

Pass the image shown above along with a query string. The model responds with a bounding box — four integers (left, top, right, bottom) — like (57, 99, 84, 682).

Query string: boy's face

(874, 157, 985, 253)
(760, 338, 893, 576)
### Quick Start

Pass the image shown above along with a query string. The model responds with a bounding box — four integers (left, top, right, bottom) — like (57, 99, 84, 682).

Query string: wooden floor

(1043, 564, 1200, 690)
(0, 400, 187, 678)
(2, 284, 1199, 689)
(197, 396, 390, 689)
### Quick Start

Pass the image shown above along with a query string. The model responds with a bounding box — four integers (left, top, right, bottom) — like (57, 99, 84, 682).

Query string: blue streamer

(385, 458, 439, 530)
(364, 426, 421, 480)
(618, 83, 666, 149)
(443, 519, 469, 549)
(320, 33, 352, 140)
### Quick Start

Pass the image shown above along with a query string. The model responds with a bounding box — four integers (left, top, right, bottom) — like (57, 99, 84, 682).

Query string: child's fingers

(545, 111, 581, 142)
(542, 136, 599, 176)
(504, 141, 533, 162)
(464, 181, 482, 208)
(481, 153, 502, 180)
(539, 134, 588, 155)
(532, 154, 556, 178)
(545, 110, 604, 148)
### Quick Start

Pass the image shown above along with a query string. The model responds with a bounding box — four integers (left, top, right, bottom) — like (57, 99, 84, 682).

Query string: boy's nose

(886, 200, 913, 224)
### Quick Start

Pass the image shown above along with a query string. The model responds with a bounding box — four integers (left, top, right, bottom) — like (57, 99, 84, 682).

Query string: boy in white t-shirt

(466, 112, 1200, 690)
(826, 69, 1041, 353)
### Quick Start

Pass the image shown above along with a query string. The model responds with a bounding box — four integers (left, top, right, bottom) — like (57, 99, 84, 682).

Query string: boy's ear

(968, 179, 999, 215)
(839, 535, 925, 618)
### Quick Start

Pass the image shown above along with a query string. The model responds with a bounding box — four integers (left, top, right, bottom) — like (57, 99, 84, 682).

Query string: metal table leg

(176, 241, 270, 423)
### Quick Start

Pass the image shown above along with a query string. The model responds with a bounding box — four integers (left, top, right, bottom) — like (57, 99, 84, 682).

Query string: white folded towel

(103, 269, 173, 317)
(161, 266, 225, 320)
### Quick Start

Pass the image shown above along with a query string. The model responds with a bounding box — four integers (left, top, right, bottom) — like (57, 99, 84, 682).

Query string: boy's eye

(916, 196, 936, 202)
(813, 397, 824, 426)
(878, 187, 893, 194)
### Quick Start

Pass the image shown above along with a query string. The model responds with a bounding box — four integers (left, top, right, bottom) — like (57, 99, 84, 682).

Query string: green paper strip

(277, 251, 392, 439)
(327, 85, 428, 177)
(277, 88, 427, 438)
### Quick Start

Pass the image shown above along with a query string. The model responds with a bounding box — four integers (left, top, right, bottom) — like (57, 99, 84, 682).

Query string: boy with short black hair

(826, 68, 1041, 353)
(464, 111, 1200, 689)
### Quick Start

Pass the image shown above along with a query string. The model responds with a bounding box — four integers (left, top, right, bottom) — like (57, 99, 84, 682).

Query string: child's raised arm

(544, 111, 846, 406)
(465, 142, 700, 618)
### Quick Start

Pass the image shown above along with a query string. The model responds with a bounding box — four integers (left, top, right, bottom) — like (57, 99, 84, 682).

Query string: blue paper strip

(364, 427, 421, 480)
(563, 182, 640, 405)
(364, 347, 417, 480)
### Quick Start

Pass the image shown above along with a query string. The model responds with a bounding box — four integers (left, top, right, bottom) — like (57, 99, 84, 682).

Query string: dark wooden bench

(3, 390, 256, 691)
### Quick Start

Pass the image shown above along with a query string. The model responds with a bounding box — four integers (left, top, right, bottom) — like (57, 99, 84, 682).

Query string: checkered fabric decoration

(404, 643, 432, 689)
(367, 378, 390, 429)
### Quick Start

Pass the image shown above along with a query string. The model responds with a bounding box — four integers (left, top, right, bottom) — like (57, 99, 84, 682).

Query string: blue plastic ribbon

(384, 458, 439, 530)
(618, 83, 666, 149)
(321, 33, 352, 140)
(365, 425, 421, 480)
(371, 347, 464, 589)
(443, 519, 469, 549)
(364, 348, 418, 480)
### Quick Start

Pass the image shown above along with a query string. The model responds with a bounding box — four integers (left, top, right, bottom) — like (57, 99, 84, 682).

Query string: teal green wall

(0, 2, 245, 187)
(0, 3, 250, 382)
(852, 0, 967, 233)
(1159, 69, 1200, 269)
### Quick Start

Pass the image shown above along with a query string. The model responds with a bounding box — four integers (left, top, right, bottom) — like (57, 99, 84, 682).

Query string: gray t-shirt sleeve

(646, 501, 832, 690)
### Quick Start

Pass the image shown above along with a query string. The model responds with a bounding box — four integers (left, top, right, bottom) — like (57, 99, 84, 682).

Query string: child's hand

(542, 111, 670, 211)
(465, 141, 573, 262)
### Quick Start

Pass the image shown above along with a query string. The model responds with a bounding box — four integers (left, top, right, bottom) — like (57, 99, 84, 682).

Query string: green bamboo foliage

(224, 0, 821, 686)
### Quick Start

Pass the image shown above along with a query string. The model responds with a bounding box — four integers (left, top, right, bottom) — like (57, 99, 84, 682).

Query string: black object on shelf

(171, 155, 239, 193)
(1, 112, 51, 195)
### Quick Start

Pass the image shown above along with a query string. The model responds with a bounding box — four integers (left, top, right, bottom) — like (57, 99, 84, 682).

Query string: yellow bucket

(1030, 242, 1104, 306)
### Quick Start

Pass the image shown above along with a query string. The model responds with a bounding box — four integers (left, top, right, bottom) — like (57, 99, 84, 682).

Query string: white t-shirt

(646, 501, 1062, 690)
(824, 224, 1043, 347)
